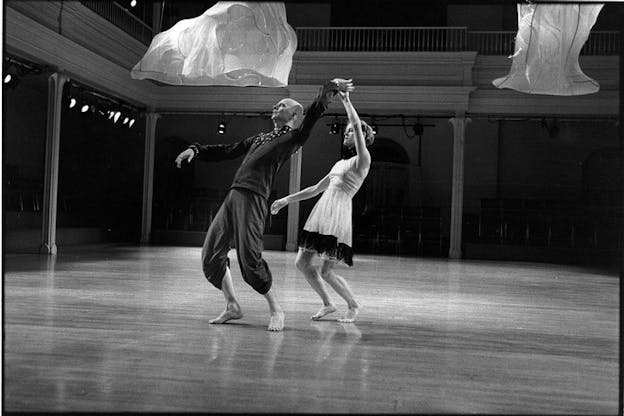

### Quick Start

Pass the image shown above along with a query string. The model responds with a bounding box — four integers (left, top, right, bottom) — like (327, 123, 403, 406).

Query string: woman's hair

(358, 120, 375, 146)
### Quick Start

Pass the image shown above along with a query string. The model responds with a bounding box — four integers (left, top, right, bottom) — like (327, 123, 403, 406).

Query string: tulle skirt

(300, 186, 354, 266)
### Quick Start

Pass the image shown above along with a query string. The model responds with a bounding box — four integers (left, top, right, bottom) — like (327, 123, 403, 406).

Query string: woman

(271, 90, 374, 323)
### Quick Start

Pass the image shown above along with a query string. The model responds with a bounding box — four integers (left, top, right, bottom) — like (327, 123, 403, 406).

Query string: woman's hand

(270, 198, 288, 215)
(338, 90, 350, 102)
(175, 148, 195, 168)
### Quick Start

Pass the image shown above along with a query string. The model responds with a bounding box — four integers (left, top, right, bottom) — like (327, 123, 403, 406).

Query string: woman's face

(343, 123, 355, 147)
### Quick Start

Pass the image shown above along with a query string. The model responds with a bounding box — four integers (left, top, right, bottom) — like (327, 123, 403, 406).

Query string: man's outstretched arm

(175, 136, 255, 167)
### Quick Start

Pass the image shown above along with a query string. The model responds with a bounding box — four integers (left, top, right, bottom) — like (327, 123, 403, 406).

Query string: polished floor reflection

(3, 245, 619, 413)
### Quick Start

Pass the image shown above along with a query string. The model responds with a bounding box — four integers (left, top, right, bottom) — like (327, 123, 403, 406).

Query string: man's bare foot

(311, 304, 337, 320)
(267, 310, 285, 331)
(209, 304, 243, 324)
(337, 307, 359, 323)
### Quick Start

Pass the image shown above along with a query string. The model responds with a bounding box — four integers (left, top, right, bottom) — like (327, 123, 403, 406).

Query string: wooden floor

(3, 245, 619, 413)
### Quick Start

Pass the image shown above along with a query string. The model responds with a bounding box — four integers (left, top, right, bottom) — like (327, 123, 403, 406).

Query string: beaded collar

(255, 125, 292, 145)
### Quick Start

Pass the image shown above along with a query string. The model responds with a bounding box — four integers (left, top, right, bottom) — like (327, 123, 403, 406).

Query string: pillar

(140, 112, 160, 244)
(285, 147, 302, 251)
(40, 72, 68, 255)
(448, 115, 470, 259)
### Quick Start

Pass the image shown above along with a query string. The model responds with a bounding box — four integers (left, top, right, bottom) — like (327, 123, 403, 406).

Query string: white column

(285, 147, 303, 251)
(448, 116, 470, 259)
(40, 72, 68, 255)
(140, 112, 160, 244)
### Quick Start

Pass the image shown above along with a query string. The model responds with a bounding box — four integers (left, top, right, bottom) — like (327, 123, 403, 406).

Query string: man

(175, 78, 354, 331)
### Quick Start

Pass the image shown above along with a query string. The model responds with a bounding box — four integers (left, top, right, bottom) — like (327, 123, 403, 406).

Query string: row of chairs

(464, 198, 620, 249)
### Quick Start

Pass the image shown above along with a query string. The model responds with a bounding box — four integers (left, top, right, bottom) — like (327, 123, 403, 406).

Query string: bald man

(175, 78, 354, 331)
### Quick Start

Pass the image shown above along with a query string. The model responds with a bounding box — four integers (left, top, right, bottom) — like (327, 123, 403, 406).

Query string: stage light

(114, 111, 121, 123)
(129, 118, 136, 128)
(130, 0, 137, 7)
(81, 104, 89, 113)
(69, 98, 76, 108)
(330, 121, 340, 135)
(4, 74, 11, 84)
(217, 121, 226, 134)
(108, 111, 115, 119)
(123, 117, 129, 124)
(370, 122, 378, 135)
(413, 122, 424, 136)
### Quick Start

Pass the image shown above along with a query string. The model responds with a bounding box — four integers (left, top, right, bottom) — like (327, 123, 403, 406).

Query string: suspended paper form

(492, 3, 603, 96)
(131, 2, 297, 87)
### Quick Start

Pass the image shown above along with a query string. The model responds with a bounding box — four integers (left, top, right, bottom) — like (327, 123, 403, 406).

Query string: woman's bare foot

(311, 304, 337, 320)
(268, 310, 285, 331)
(337, 307, 359, 323)
(209, 303, 243, 324)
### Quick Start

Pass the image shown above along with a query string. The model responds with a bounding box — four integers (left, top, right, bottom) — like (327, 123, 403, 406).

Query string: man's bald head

(271, 98, 304, 128)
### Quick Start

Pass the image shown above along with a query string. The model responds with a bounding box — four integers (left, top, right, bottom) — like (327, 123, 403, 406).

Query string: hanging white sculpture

(493, 3, 603, 96)
(131, 2, 297, 87)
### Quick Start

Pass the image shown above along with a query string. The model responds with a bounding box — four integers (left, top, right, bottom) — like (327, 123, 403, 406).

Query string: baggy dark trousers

(201, 187, 272, 294)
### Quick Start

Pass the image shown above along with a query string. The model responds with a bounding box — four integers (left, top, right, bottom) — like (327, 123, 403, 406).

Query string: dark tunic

(191, 81, 337, 294)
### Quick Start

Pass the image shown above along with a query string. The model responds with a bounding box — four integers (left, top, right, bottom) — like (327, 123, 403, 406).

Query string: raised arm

(294, 78, 355, 146)
(175, 136, 255, 167)
(340, 91, 371, 172)
(270, 173, 332, 215)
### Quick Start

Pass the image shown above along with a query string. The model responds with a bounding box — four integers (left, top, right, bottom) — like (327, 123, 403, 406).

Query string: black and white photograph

(2, 0, 622, 413)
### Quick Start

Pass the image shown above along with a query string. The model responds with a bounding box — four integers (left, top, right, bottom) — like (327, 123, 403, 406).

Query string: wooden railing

(81, 0, 153, 45)
(298, 27, 619, 55)
(296, 27, 468, 52)
(467, 30, 620, 56)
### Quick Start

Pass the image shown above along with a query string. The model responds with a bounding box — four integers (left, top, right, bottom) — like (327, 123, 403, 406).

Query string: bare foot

(209, 304, 243, 324)
(337, 307, 359, 323)
(311, 304, 337, 320)
(267, 310, 285, 331)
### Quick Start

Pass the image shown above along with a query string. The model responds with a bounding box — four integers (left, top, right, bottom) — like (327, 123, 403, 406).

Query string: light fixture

(413, 122, 424, 136)
(4, 74, 12, 84)
(370, 121, 378, 135)
(114, 111, 121, 123)
(129, 118, 136, 128)
(329, 120, 340, 135)
(217, 121, 226, 134)
(81, 104, 89, 113)
(108, 111, 115, 119)
(69, 98, 77, 108)
(130, 0, 137, 7)
(123, 117, 129, 124)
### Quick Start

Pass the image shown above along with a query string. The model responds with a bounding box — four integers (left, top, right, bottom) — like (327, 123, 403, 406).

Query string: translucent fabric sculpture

(131, 2, 297, 87)
(493, 3, 603, 96)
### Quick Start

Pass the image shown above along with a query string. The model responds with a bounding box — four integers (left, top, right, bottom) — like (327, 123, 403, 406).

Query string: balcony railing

(296, 27, 468, 52)
(297, 27, 619, 56)
(81, 0, 152, 45)
(467, 30, 620, 56)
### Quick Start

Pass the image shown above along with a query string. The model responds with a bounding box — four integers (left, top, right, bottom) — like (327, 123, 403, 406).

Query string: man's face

(271, 99, 296, 123)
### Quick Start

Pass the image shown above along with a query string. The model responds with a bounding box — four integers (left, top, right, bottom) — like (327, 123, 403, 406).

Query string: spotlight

(69, 98, 77, 108)
(329, 121, 340, 135)
(130, 0, 137, 7)
(370, 122, 378, 135)
(413, 122, 424, 136)
(217, 121, 226, 134)
(114, 111, 121, 123)
(4, 74, 12, 84)
(108, 111, 115, 119)
(81, 104, 89, 113)
(123, 117, 129, 124)
(3, 64, 20, 88)
(128, 118, 136, 128)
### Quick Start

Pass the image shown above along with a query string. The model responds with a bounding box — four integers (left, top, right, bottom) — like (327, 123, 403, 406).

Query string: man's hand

(331, 78, 355, 94)
(270, 198, 288, 215)
(175, 148, 195, 168)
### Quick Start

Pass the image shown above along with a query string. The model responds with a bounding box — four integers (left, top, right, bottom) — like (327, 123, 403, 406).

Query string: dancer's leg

(263, 288, 285, 331)
(295, 249, 336, 319)
(209, 266, 243, 324)
(320, 260, 360, 323)
(231, 189, 284, 331)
